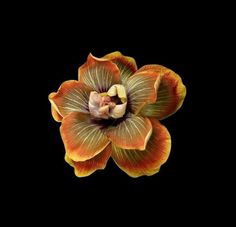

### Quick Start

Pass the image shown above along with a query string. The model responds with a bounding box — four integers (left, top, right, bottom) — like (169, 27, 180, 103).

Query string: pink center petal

(88, 85, 127, 119)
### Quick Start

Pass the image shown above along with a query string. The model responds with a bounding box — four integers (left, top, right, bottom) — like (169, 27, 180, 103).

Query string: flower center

(88, 84, 127, 119)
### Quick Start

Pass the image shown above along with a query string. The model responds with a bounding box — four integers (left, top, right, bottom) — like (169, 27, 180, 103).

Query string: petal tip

(64, 154, 74, 167)
(48, 92, 56, 101)
(88, 53, 109, 62)
(103, 51, 122, 59)
(64, 142, 110, 162)
(74, 169, 93, 178)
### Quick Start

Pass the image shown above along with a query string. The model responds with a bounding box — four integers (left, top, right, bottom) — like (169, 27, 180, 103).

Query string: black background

(2, 2, 229, 223)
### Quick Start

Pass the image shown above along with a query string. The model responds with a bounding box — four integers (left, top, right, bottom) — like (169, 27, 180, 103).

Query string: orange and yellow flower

(49, 51, 186, 177)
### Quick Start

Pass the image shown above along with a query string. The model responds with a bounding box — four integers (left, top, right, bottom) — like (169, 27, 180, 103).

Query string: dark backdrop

(2, 2, 223, 223)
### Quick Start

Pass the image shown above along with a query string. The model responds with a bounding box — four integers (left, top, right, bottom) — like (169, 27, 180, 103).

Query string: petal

(88, 91, 110, 119)
(107, 84, 128, 118)
(138, 65, 186, 119)
(78, 53, 121, 92)
(48, 80, 92, 119)
(65, 144, 112, 177)
(103, 51, 137, 83)
(126, 71, 162, 114)
(106, 115, 152, 150)
(109, 102, 127, 119)
(107, 84, 127, 103)
(111, 118, 171, 178)
(50, 102, 63, 122)
(60, 112, 110, 162)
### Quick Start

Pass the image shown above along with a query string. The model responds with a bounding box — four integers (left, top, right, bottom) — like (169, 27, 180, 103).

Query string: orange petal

(106, 115, 152, 150)
(78, 54, 121, 92)
(65, 144, 112, 177)
(111, 118, 171, 178)
(50, 103, 63, 122)
(48, 80, 92, 120)
(126, 71, 162, 114)
(60, 112, 110, 162)
(138, 65, 186, 119)
(103, 51, 137, 83)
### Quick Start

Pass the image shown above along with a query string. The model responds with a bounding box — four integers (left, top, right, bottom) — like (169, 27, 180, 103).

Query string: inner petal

(89, 84, 127, 119)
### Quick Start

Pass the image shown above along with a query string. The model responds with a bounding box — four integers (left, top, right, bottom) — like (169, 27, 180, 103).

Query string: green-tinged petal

(106, 115, 152, 150)
(103, 51, 137, 83)
(126, 71, 162, 114)
(78, 53, 121, 92)
(65, 144, 112, 177)
(48, 80, 92, 120)
(60, 112, 110, 162)
(138, 65, 186, 119)
(112, 118, 171, 178)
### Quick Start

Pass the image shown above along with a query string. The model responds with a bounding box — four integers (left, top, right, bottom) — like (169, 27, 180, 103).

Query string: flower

(49, 51, 186, 178)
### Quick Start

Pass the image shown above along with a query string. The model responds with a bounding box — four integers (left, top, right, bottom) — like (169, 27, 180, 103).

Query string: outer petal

(103, 51, 137, 83)
(138, 65, 186, 119)
(60, 112, 110, 162)
(50, 105, 63, 122)
(48, 80, 92, 120)
(126, 71, 162, 114)
(106, 115, 152, 150)
(111, 118, 171, 178)
(65, 144, 112, 177)
(78, 53, 121, 92)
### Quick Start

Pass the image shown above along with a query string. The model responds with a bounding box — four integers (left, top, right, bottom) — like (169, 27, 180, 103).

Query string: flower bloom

(49, 52, 186, 177)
